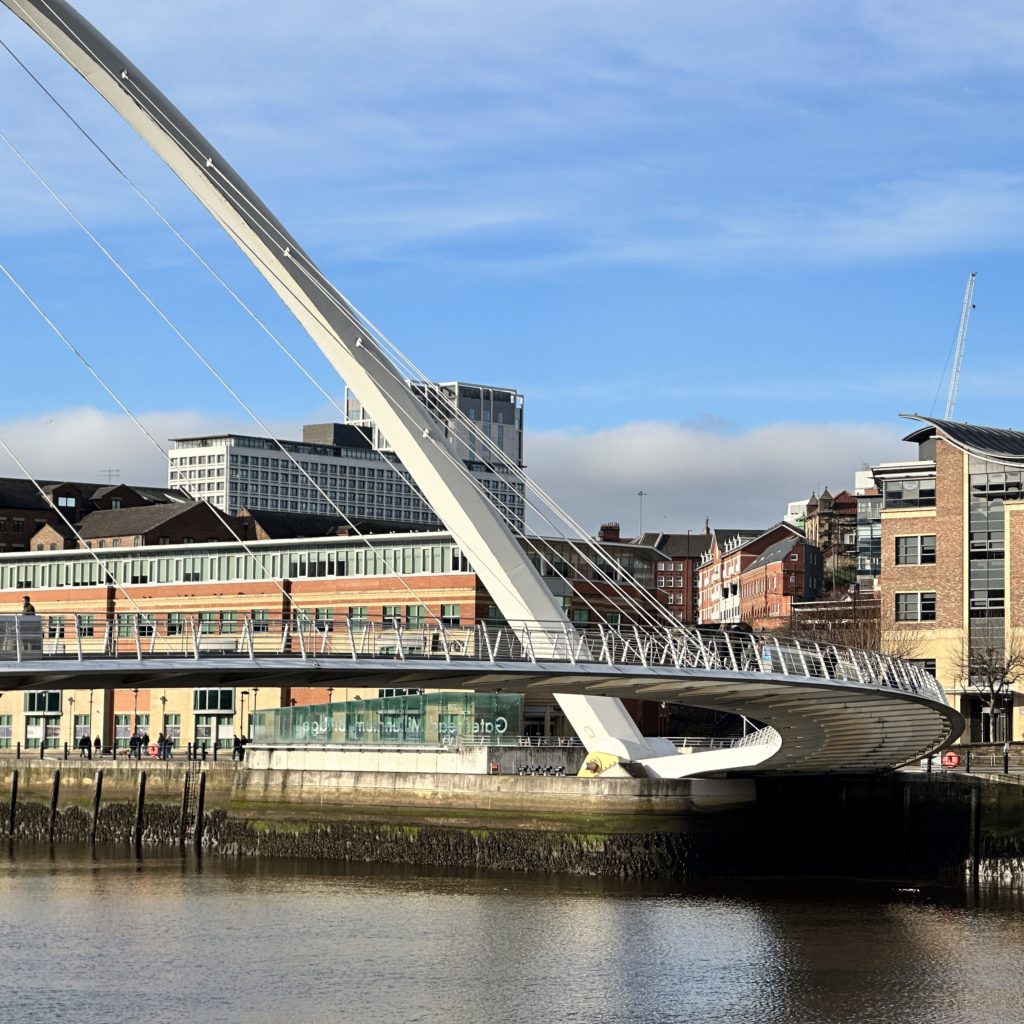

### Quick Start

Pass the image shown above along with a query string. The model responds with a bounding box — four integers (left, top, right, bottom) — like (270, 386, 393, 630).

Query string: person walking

(21, 595, 35, 615)
(78, 733, 90, 759)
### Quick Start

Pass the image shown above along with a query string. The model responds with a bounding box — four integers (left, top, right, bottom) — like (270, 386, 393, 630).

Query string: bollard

(63, 742, 68, 762)
(39, 739, 45, 761)
(186, 742, 192, 762)
(133, 771, 147, 851)
(965, 749, 972, 773)
(212, 743, 218, 762)
(91, 770, 103, 844)
(48, 770, 60, 843)
(111, 744, 117, 762)
(1004, 747, 1010, 775)
(8, 769, 18, 836)
(193, 772, 207, 851)
(926, 753, 933, 775)
(201, 743, 207, 762)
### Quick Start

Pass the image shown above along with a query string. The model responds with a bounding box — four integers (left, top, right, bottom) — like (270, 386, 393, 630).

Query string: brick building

(876, 415, 1024, 742)
(0, 478, 183, 554)
(0, 525, 662, 752)
(30, 501, 250, 552)
(630, 528, 711, 624)
(803, 487, 858, 591)
(698, 524, 814, 624)
(738, 532, 823, 630)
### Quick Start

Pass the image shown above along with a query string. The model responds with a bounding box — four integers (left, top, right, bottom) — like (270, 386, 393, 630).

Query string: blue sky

(1, 0, 1023, 530)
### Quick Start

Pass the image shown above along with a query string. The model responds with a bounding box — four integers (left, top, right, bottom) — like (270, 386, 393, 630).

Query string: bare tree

(785, 595, 921, 660)
(954, 631, 1024, 743)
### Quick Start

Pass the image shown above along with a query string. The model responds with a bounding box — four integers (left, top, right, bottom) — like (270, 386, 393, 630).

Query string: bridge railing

(10, 612, 945, 703)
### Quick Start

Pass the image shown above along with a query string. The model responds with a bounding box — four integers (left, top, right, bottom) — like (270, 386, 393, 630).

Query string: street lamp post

(131, 687, 139, 739)
(252, 687, 260, 740)
(637, 490, 648, 536)
(240, 690, 249, 740)
(67, 695, 75, 748)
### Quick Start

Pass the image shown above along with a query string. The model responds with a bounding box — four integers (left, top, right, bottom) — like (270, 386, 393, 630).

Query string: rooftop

(902, 414, 1024, 462)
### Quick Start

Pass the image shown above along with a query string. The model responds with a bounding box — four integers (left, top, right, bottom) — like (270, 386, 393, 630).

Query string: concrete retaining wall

(0, 758, 754, 815)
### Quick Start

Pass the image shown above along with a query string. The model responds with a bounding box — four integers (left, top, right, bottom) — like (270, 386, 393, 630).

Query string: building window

(73, 714, 90, 743)
(251, 609, 269, 633)
(114, 713, 131, 750)
(441, 604, 461, 627)
(382, 604, 401, 625)
(24, 691, 61, 714)
(315, 607, 334, 632)
(406, 605, 426, 628)
(909, 659, 938, 677)
(895, 592, 936, 622)
(895, 535, 936, 565)
(0, 715, 11, 749)
(193, 689, 234, 713)
(348, 606, 368, 626)
(882, 478, 936, 509)
(164, 713, 181, 748)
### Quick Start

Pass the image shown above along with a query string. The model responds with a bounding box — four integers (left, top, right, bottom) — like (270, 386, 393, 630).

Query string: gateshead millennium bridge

(0, 613, 960, 778)
(0, 0, 962, 778)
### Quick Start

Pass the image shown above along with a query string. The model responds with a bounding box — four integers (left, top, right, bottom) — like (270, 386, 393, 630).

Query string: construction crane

(944, 271, 977, 420)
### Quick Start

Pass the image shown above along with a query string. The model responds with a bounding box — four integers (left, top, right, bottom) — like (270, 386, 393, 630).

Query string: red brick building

(738, 532, 823, 630)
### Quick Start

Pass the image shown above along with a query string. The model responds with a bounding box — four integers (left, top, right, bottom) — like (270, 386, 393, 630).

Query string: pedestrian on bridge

(21, 595, 35, 615)
(78, 734, 90, 759)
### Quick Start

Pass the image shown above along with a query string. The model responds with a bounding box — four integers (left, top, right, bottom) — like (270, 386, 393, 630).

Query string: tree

(785, 593, 921, 661)
(954, 631, 1024, 743)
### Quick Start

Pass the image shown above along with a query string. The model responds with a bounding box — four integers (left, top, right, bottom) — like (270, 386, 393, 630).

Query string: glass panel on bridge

(253, 692, 523, 747)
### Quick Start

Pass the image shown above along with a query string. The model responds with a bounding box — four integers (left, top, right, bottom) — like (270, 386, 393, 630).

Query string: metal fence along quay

(0, 613, 943, 700)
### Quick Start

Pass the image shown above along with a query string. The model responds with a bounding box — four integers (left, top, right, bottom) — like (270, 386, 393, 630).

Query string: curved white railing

(0, 613, 945, 705)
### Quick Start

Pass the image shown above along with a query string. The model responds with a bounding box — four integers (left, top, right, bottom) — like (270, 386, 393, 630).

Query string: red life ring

(941, 750, 960, 768)
(148, 744, 159, 757)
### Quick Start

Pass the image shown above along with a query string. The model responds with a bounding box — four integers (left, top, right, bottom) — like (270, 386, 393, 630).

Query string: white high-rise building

(168, 383, 526, 528)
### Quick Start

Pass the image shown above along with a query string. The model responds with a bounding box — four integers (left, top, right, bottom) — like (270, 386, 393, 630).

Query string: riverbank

(5, 761, 1024, 880)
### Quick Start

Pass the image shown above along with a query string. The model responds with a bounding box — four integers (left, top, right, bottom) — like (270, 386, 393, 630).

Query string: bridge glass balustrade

(13, 612, 946, 705)
(253, 691, 524, 746)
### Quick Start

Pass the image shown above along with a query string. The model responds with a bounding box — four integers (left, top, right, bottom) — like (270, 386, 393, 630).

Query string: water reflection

(0, 846, 1021, 1024)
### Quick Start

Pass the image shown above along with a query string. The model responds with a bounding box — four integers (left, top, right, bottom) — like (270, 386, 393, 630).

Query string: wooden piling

(8, 769, 17, 836)
(178, 773, 190, 846)
(193, 772, 206, 851)
(969, 786, 981, 884)
(91, 770, 103, 844)
(134, 771, 147, 850)
(48, 770, 60, 843)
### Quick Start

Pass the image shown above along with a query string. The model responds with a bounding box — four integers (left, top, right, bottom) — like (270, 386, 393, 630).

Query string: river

(1, 844, 1022, 1024)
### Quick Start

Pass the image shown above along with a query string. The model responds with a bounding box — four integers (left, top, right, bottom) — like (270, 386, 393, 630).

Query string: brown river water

(1, 843, 1022, 1024)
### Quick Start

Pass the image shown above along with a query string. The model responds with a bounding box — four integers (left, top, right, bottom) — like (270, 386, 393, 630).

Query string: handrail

(0, 612, 947, 705)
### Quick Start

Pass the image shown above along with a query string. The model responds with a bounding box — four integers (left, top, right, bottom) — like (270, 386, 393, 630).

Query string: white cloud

(0, 407, 299, 485)
(526, 419, 906, 533)
(0, 408, 908, 542)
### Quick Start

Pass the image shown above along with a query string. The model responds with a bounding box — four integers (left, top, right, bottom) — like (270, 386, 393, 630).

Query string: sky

(1, 0, 1023, 533)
